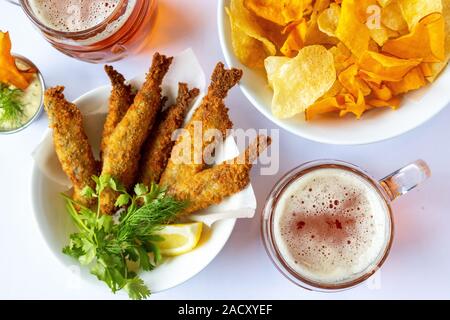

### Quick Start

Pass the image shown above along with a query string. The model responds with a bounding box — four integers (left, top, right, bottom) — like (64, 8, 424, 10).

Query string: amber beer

(271, 165, 392, 288)
(20, 0, 158, 62)
(263, 159, 430, 291)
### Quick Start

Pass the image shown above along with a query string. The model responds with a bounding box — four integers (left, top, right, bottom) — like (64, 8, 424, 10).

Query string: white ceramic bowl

(218, 0, 450, 145)
(31, 81, 238, 295)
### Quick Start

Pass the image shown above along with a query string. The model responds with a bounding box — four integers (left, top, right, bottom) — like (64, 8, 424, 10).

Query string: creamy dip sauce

(0, 59, 43, 131)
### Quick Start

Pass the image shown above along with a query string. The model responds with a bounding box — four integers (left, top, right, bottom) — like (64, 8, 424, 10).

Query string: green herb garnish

(0, 82, 24, 126)
(62, 175, 187, 300)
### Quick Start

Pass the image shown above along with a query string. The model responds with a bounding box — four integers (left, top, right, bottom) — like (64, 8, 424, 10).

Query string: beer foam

(28, 0, 136, 46)
(29, 0, 120, 32)
(273, 168, 390, 286)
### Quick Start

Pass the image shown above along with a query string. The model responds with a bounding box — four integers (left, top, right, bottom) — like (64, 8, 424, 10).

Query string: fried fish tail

(100, 53, 173, 214)
(44, 86, 98, 207)
(208, 62, 244, 99)
(169, 135, 272, 215)
(160, 63, 243, 187)
(139, 83, 200, 186)
(100, 66, 133, 160)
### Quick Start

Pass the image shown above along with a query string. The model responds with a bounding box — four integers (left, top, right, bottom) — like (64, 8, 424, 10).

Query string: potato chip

(370, 4, 404, 46)
(256, 14, 288, 48)
(367, 82, 393, 101)
(0, 32, 35, 90)
(420, 62, 434, 77)
(358, 70, 383, 85)
(444, 0, 450, 51)
(367, 96, 402, 108)
(318, 3, 341, 37)
(381, 1, 408, 31)
(304, 14, 339, 46)
(303, 2, 314, 15)
(303, 0, 338, 46)
(335, 0, 371, 58)
(369, 27, 390, 46)
(264, 56, 291, 87)
(363, 0, 399, 46)
(386, 66, 426, 94)
(323, 80, 345, 98)
(377, 0, 392, 8)
(359, 51, 422, 81)
(306, 97, 342, 120)
(339, 90, 367, 118)
(271, 45, 336, 119)
(338, 64, 371, 97)
(312, 0, 331, 14)
(243, 0, 306, 26)
(382, 13, 446, 62)
(227, 13, 270, 68)
(424, 0, 450, 80)
(281, 8, 338, 57)
(281, 20, 308, 57)
(226, 0, 277, 68)
(442, 0, 450, 61)
(336, 92, 354, 105)
(425, 61, 448, 81)
(329, 42, 355, 72)
(355, 0, 380, 21)
(330, 42, 352, 61)
(397, 0, 443, 30)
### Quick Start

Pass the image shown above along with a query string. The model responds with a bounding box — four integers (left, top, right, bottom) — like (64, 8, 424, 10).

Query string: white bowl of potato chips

(218, 0, 450, 145)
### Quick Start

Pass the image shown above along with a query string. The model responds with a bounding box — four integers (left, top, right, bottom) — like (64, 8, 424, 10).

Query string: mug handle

(5, 0, 20, 6)
(380, 160, 431, 201)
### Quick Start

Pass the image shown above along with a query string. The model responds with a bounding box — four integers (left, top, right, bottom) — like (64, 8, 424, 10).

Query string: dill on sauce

(0, 82, 25, 126)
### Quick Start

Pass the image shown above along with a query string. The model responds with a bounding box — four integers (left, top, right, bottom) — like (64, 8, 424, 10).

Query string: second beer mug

(262, 159, 431, 291)
(11, 0, 158, 63)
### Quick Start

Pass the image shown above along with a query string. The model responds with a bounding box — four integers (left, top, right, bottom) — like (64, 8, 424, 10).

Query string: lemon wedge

(155, 222, 203, 256)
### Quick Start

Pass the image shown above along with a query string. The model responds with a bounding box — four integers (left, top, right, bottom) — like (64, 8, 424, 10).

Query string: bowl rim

(217, 0, 450, 145)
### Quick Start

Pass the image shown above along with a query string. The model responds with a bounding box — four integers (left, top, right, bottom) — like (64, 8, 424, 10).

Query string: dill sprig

(62, 175, 187, 300)
(0, 83, 24, 126)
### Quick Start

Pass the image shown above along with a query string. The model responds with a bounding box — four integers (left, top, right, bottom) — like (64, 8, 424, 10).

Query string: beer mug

(5, 0, 158, 63)
(262, 159, 431, 291)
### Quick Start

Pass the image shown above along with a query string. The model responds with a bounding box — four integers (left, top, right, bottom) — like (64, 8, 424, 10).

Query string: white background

(1, 0, 449, 300)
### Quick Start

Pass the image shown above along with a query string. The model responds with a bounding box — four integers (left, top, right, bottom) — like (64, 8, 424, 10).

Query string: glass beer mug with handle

(262, 159, 431, 291)
(5, 0, 158, 63)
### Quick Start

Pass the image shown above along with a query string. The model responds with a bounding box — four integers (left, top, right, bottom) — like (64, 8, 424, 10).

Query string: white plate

(218, 0, 450, 145)
(31, 83, 237, 295)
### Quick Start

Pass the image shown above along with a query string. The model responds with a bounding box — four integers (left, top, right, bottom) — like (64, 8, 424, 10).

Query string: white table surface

(1, 0, 450, 300)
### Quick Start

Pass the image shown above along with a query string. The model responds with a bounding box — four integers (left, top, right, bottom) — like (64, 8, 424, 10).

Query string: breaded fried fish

(100, 53, 173, 214)
(160, 63, 243, 187)
(138, 83, 200, 186)
(168, 135, 271, 215)
(100, 66, 134, 160)
(44, 86, 98, 208)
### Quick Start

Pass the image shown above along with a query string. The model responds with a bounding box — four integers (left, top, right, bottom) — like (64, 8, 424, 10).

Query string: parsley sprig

(62, 175, 187, 300)
(0, 83, 24, 126)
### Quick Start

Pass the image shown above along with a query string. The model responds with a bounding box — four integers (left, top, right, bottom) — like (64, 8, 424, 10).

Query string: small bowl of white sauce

(0, 54, 45, 134)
